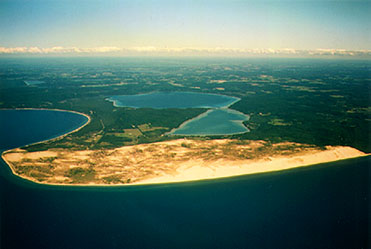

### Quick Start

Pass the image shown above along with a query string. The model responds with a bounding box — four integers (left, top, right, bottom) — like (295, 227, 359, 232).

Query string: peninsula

(2, 138, 366, 185)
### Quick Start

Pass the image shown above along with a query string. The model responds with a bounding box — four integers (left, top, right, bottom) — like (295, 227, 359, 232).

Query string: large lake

(107, 92, 250, 135)
(107, 92, 239, 109)
(0, 109, 369, 249)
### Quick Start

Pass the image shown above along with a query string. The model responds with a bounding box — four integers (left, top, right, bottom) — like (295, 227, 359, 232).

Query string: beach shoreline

(134, 145, 368, 185)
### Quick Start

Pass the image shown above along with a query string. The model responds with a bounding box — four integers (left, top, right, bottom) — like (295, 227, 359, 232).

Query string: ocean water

(169, 108, 249, 135)
(24, 80, 45, 86)
(0, 110, 369, 249)
(107, 92, 239, 109)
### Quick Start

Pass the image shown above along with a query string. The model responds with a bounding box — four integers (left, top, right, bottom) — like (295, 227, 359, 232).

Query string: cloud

(0, 46, 370, 57)
(0, 47, 28, 53)
(123, 47, 371, 57)
(0, 46, 122, 54)
(129, 46, 157, 52)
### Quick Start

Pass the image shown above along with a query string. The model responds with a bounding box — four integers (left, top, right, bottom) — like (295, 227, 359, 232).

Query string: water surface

(24, 80, 45, 86)
(0, 109, 88, 150)
(0, 109, 369, 249)
(170, 108, 249, 135)
(107, 91, 239, 109)
(108, 92, 250, 135)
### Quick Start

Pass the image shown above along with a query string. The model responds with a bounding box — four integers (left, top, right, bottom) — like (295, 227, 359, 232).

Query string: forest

(0, 57, 369, 152)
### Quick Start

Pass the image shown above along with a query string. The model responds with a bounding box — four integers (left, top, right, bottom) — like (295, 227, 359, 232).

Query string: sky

(0, 0, 370, 57)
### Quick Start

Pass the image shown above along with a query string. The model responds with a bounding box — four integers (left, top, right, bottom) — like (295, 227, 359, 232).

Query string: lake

(0, 109, 369, 249)
(107, 92, 250, 135)
(169, 108, 249, 135)
(107, 92, 239, 109)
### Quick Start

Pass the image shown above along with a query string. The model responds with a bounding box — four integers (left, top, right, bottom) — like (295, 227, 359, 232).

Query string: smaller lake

(107, 92, 249, 136)
(107, 92, 239, 109)
(169, 108, 249, 135)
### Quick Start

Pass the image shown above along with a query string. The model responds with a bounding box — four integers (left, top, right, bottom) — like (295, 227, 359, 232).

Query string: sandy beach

(2, 139, 367, 186)
(134, 145, 366, 184)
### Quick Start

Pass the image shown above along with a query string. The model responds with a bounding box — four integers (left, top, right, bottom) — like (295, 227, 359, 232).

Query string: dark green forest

(0, 57, 369, 152)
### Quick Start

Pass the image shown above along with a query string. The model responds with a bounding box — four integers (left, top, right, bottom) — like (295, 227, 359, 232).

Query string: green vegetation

(65, 167, 96, 183)
(0, 57, 369, 152)
(268, 118, 292, 126)
(231, 82, 370, 152)
(20, 97, 205, 151)
(102, 175, 128, 184)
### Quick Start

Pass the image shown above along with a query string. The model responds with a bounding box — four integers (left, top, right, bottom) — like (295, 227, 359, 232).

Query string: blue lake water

(170, 108, 249, 135)
(0, 109, 369, 249)
(108, 92, 250, 135)
(107, 92, 239, 109)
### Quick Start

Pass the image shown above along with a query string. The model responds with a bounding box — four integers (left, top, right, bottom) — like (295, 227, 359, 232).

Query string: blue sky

(0, 0, 370, 56)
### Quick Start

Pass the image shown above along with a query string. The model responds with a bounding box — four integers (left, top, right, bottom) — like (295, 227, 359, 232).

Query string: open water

(108, 92, 250, 135)
(169, 108, 249, 135)
(0, 109, 88, 150)
(0, 109, 369, 249)
(107, 92, 239, 109)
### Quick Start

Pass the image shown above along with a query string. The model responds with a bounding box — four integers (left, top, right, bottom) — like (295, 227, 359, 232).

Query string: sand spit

(2, 139, 367, 186)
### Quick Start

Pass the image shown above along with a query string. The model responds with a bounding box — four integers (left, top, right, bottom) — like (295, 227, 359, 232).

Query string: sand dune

(2, 139, 367, 186)
(134, 145, 367, 184)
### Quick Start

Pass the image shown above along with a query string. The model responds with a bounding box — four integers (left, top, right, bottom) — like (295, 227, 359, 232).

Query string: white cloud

(0, 46, 370, 57)
(0, 46, 122, 54)
(0, 47, 28, 53)
(129, 46, 157, 52)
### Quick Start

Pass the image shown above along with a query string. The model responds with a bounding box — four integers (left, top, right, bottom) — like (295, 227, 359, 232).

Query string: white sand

(2, 137, 367, 186)
(135, 146, 367, 185)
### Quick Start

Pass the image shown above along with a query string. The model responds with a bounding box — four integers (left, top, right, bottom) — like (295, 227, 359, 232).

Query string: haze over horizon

(0, 0, 370, 57)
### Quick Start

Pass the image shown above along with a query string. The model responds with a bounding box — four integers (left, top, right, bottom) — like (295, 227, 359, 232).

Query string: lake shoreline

(106, 91, 241, 109)
(107, 91, 249, 136)
(167, 108, 250, 136)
